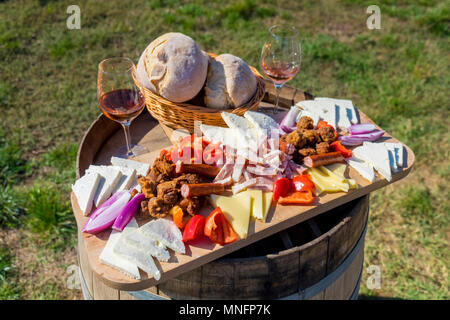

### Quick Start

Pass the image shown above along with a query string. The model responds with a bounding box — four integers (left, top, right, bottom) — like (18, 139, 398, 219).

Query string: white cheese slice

(123, 229, 170, 262)
(200, 124, 242, 150)
(72, 172, 101, 216)
(221, 112, 256, 147)
(243, 111, 279, 138)
(335, 105, 352, 129)
(113, 236, 161, 281)
(383, 143, 398, 172)
(297, 99, 337, 128)
(384, 142, 404, 170)
(362, 142, 392, 181)
(112, 166, 137, 193)
(347, 157, 375, 182)
(99, 218, 140, 279)
(110, 157, 150, 177)
(315, 97, 359, 124)
(140, 218, 185, 254)
(85, 165, 123, 208)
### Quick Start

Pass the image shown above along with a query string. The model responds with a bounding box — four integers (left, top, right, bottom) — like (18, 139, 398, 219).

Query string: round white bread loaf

(136, 33, 208, 103)
(204, 53, 257, 109)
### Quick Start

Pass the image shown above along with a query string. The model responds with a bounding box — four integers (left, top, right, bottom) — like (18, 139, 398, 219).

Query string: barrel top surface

(72, 87, 415, 291)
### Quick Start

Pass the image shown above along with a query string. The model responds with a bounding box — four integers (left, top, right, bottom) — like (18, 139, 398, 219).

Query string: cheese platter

(72, 96, 415, 291)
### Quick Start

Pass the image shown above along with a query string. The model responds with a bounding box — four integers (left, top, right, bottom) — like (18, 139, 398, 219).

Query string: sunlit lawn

(0, 0, 448, 299)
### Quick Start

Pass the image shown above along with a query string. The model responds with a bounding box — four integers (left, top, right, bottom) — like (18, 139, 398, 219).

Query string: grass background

(0, 0, 448, 299)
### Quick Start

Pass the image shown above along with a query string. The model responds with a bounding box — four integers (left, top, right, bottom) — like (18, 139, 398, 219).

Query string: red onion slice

(338, 130, 385, 146)
(348, 123, 376, 135)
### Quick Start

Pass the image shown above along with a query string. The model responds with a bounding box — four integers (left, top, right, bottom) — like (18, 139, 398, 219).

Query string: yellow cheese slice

(245, 189, 263, 220)
(325, 163, 347, 178)
(309, 167, 349, 193)
(210, 194, 251, 239)
(262, 192, 273, 222)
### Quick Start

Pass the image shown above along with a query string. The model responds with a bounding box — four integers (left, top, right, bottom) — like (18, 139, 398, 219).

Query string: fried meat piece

(174, 173, 202, 186)
(298, 147, 317, 158)
(317, 126, 336, 143)
(301, 129, 320, 145)
(153, 154, 176, 177)
(145, 197, 170, 218)
(178, 197, 204, 216)
(156, 180, 180, 206)
(138, 176, 157, 199)
(297, 116, 314, 130)
(315, 142, 330, 154)
(285, 130, 307, 149)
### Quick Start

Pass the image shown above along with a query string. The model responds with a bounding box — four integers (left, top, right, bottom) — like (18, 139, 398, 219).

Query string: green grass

(0, 0, 448, 299)
(0, 245, 22, 299)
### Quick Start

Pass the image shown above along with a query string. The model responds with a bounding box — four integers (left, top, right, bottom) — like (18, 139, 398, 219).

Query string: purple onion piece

(338, 130, 385, 146)
(348, 123, 376, 135)
(280, 125, 296, 134)
(112, 193, 145, 232)
(81, 190, 128, 232)
(83, 192, 131, 234)
(280, 106, 300, 129)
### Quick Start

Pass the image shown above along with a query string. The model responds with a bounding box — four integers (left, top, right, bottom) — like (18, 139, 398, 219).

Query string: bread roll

(204, 53, 257, 109)
(136, 33, 208, 103)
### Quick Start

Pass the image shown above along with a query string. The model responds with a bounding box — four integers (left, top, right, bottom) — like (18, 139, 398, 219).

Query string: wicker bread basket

(133, 52, 265, 133)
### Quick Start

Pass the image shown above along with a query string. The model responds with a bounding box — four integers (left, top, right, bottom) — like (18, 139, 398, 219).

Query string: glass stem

(273, 83, 283, 114)
(121, 121, 133, 157)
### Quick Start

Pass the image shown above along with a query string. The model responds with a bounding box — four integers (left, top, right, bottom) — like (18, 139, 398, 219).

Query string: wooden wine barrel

(78, 197, 368, 300)
(74, 82, 371, 300)
(77, 194, 368, 300)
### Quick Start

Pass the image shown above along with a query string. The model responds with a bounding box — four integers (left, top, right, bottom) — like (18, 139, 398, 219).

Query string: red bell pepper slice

(204, 207, 237, 245)
(278, 190, 315, 205)
(272, 178, 293, 202)
(292, 174, 315, 194)
(182, 215, 206, 243)
(330, 141, 352, 158)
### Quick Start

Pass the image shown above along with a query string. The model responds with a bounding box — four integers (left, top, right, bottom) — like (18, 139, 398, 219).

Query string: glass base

(114, 144, 148, 159)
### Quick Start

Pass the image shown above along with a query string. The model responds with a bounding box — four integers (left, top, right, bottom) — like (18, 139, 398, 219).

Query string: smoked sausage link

(303, 152, 345, 168)
(181, 183, 225, 198)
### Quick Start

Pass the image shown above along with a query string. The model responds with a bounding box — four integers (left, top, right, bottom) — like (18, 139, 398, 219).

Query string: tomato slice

(182, 215, 206, 243)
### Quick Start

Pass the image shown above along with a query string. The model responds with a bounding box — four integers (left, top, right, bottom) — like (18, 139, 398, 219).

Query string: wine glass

(97, 57, 147, 159)
(260, 25, 301, 114)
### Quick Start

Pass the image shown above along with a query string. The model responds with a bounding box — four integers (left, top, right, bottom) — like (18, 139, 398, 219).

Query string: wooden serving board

(72, 94, 414, 292)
